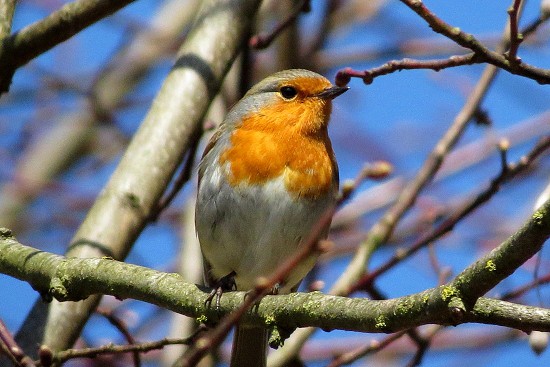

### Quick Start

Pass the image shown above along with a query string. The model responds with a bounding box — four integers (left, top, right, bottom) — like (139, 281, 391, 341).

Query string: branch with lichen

(0, 196, 549, 341)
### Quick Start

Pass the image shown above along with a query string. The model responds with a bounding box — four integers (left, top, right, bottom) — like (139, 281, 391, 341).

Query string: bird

(195, 69, 348, 367)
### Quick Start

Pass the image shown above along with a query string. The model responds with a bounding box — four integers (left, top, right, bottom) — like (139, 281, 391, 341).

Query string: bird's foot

(205, 271, 236, 310)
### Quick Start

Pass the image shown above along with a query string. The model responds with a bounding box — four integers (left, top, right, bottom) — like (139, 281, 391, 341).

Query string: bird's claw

(205, 271, 236, 310)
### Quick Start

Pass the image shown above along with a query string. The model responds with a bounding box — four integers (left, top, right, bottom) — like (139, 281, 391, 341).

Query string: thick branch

(1, 197, 549, 333)
(0, 234, 545, 333)
(40, 0, 261, 354)
(468, 298, 550, 331)
(451, 201, 550, 305)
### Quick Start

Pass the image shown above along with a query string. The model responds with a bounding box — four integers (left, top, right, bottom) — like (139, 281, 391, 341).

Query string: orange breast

(219, 99, 337, 200)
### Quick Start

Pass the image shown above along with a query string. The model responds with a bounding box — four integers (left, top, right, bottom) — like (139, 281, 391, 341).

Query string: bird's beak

(317, 86, 349, 100)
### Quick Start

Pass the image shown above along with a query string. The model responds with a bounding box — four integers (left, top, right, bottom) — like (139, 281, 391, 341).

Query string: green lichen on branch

(0, 227, 13, 238)
(196, 315, 208, 324)
(375, 315, 387, 330)
(450, 198, 550, 303)
(485, 260, 496, 272)
(532, 210, 544, 226)
(441, 285, 460, 301)
(394, 297, 415, 316)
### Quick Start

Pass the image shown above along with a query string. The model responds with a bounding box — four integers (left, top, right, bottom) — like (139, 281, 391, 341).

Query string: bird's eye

(280, 86, 298, 100)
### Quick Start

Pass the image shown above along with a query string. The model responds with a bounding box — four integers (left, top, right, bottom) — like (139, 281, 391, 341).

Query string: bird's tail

(230, 323, 268, 367)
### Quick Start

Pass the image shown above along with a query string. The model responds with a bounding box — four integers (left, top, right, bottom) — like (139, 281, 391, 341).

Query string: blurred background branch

(0, 0, 137, 93)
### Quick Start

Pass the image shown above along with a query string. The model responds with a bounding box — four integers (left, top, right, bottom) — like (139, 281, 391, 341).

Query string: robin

(195, 69, 348, 367)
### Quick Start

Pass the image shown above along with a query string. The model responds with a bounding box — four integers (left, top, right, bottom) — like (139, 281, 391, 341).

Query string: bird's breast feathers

(217, 110, 338, 200)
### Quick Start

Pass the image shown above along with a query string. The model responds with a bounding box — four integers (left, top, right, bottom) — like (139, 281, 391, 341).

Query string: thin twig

(501, 272, 550, 300)
(249, 0, 310, 49)
(404, 326, 442, 367)
(335, 54, 480, 86)
(96, 308, 140, 367)
(49, 334, 200, 365)
(335, 10, 549, 86)
(398, 0, 550, 83)
(506, 0, 523, 62)
(0, 318, 35, 367)
(404, 333, 429, 367)
(327, 331, 408, 367)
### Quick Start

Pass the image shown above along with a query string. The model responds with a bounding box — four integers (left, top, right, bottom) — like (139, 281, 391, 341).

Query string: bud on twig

(529, 331, 549, 355)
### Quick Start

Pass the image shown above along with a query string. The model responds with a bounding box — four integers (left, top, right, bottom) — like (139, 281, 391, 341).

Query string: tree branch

(352, 136, 550, 292)
(336, 54, 481, 86)
(0, 318, 35, 367)
(336, 4, 548, 86)
(0, 195, 549, 336)
(506, 0, 523, 62)
(0, 0, 136, 93)
(399, 0, 550, 84)
(39, 0, 262, 354)
(0, 0, 16, 39)
(249, 0, 310, 49)
(44, 334, 199, 365)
